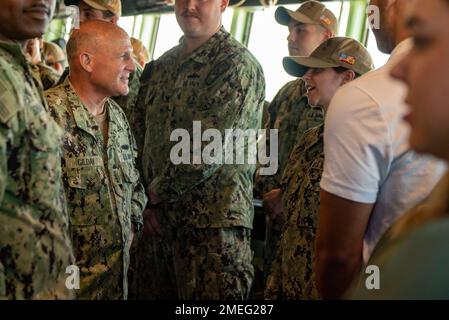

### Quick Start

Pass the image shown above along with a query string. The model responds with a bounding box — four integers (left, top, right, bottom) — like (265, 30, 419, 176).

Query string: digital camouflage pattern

(131, 26, 265, 229)
(129, 27, 265, 299)
(45, 78, 147, 300)
(132, 223, 254, 299)
(253, 78, 324, 285)
(30, 62, 61, 91)
(0, 41, 74, 300)
(265, 124, 324, 300)
(254, 79, 323, 196)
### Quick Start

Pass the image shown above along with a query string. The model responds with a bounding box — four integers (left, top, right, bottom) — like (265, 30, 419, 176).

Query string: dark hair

(333, 66, 361, 78)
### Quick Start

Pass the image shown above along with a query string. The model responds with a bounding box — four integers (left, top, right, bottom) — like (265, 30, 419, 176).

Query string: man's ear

(341, 70, 356, 86)
(110, 15, 119, 25)
(324, 29, 333, 41)
(79, 53, 94, 73)
(220, 0, 229, 13)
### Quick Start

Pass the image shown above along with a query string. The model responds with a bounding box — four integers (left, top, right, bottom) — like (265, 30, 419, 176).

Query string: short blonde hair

(130, 37, 150, 66)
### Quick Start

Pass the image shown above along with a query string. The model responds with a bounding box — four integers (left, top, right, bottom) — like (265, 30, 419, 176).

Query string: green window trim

(345, 0, 369, 43)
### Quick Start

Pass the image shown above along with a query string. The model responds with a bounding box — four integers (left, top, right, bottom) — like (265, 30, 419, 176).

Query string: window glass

(118, 16, 137, 37)
(366, 28, 390, 68)
(153, 14, 183, 59)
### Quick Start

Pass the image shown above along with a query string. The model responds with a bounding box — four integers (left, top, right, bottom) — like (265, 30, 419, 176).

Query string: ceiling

(55, 0, 340, 17)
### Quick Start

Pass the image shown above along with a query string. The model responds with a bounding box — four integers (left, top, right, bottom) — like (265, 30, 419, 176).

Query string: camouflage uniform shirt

(0, 41, 74, 300)
(254, 79, 323, 195)
(30, 62, 61, 91)
(132, 27, 265, 229)
(265, 124, 324, 299)
(45, 78, 147, 299)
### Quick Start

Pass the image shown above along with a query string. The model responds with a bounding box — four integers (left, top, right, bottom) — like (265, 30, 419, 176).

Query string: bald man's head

(66, 20, 128, 65)
(67, 20, 135, 97)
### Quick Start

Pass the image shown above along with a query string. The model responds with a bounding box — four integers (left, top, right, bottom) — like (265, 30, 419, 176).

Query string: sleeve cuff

(320, 174, 378, 204)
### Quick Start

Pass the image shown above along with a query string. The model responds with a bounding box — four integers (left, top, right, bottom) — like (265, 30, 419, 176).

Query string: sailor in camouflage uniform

(24, 38, 61, 90)
(61, 0, 142, 120)
(265, 37, 373, 299)
(31, 62, 61, 90)
(0, 0, 74, 300)
(130, 0, 265, 300)
(45, 21, 147, 300)
(256, 1, 338, 282)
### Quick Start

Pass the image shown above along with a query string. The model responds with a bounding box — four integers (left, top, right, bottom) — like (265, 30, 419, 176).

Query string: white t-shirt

(320, 39, 447, 262)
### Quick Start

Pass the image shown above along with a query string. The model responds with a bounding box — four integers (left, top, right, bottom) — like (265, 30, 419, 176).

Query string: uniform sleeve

(320, 84, 392, 204)
(129, 61, 153, 175)
(128, 123, 148, 227)
(150, 57, 265, 203)
(0, 75, 20, 203)
(253, 84, 289, 195)
(0, 129, 6, 202)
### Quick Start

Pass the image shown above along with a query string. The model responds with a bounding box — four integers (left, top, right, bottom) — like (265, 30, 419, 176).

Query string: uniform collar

(0, 40, 31, 69)
(62, 77, 109, 143)
(177, 26, 230, 65)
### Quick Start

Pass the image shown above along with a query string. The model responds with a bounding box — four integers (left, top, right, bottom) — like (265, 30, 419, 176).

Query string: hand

(263, 189, 284, 223)
(143, 208, 162, 236)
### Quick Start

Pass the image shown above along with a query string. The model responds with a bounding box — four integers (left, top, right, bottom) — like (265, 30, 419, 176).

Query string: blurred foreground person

(315, 0, 446, 299)
(0, 0, 74, 299)
(351, 0, 449, 299)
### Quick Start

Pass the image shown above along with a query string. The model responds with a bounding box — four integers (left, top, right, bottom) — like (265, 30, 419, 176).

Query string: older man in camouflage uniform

(130, 0, 265, 300)
(45, 21, 147, 300)
(62, 0, 142, 120)
(265, 37, 373, 299)
(257, 0, 338, 282)
(0, 0, 74, 299)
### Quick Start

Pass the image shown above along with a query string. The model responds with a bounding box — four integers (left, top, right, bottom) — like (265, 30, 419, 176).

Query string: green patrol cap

(283, 37, 374, 77)
(275, 0, 339, 35)
(64, 0, 122, 17)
